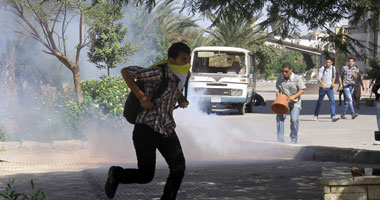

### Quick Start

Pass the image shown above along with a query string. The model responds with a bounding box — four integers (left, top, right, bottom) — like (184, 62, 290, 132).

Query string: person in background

(275, 62, 306, 144)
(313, 58, 340, 122)
(105, 42, 191, 200)
(353, 70, 364, 109)
(338, 57, 359, 119)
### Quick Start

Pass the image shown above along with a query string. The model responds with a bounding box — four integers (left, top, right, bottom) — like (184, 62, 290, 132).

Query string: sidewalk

(0, 81, 379, 199)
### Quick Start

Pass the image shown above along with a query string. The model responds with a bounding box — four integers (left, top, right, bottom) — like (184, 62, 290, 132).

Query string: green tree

(86, 1, 137, 76)
(251, 45, 284, 79)
(120, 0, 380, 59)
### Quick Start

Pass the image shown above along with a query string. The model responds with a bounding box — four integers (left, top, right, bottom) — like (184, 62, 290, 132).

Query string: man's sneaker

(340, 115, 347, 119)
(332, 117, 340, 122)
(352, 113, 359, 119)
(105, 166, 119, 199)
(313, 116, 318, 121)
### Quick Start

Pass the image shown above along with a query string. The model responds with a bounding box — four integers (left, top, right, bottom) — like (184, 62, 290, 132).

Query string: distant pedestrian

(313, 58, 339, 122)
(353, 70, 364, 109)
(275, 63, 306, 144)
(338, 57, 359, 119)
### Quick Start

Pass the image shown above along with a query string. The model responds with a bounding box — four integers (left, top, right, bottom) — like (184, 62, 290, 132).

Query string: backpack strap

(151, 64, 168, 101)
(184, 72, 190, 98)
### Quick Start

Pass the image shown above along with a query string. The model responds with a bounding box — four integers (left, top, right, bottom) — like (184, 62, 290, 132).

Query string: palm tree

(206, 13, 266, 48)
(124, 0, 199, 66)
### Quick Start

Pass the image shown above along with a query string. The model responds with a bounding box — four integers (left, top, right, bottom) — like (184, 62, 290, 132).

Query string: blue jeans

(276, 106, 301, 142)
(314, 87, 336, 118)
(342, 85, 356, 116)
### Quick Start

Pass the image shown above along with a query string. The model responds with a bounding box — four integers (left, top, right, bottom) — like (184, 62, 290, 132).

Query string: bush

(267, 75, 277, 81)
(62, 75, 130, 134)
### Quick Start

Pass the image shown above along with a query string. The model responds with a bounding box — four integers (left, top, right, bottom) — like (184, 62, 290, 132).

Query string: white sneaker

(313, 116, 318, 121)
(332, 117, 340, 122)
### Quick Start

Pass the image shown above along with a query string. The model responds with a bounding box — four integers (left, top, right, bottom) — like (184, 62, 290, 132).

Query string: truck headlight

(231, 89, 242, 96)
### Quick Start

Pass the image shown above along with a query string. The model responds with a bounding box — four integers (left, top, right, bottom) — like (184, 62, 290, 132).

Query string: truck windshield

(192, 51, 246, 74)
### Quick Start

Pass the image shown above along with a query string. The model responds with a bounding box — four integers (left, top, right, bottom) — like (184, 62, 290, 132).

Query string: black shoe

(352, 113, 359, 119)
(105, 166, 119, 199)
(340, 115, 347, 119)
(291, 139, 297, 144)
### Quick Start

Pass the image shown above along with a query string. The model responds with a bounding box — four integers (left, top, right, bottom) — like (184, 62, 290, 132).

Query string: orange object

(271, 94, 290, 114)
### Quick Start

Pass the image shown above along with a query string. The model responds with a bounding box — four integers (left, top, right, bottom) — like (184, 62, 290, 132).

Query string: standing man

(105, 42, 191, 200)
(313, 58, 340, 122)
(276, 63, 306, 144)
(339, 57, 359, 119)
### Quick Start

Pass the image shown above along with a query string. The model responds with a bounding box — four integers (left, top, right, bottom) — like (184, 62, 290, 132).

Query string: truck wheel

(237, 104, 245, 115)
(246, 102, 253, 113)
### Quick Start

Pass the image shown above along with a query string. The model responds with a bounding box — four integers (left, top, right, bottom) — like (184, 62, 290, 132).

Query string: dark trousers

(353, 85, 361, 108)
(114, 123, 186, 200)
(338, 89, 346, 105)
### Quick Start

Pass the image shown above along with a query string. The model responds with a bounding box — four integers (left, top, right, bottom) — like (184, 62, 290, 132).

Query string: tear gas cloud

(0, 3, 273, 163)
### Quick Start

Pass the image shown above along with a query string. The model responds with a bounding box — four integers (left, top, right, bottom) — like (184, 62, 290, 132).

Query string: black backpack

(123, 65, 168, 124)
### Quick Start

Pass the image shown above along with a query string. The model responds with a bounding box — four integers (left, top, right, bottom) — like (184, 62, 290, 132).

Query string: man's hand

(322, 84, 327, 89)
(179, 101, 189, 108)
(288, 95, 295, 102)
(352, 73, 357, 79)
(331, 83, 335, 88)
(139, 95, 153, 109)
(339, 85, 343, 91)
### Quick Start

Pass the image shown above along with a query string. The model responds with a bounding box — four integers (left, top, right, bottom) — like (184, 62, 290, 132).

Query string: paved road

(0, 81, 378, 199)
(1, 160, 379, 200)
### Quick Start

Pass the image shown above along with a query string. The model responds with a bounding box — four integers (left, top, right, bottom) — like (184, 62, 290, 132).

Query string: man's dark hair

(168, 42, 191, 59)
(282, 62, 292, 70)
(326, 57, 334, 62)
(348, 57, 355, 61)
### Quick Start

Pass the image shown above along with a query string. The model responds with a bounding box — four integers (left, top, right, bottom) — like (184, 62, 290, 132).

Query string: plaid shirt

(340, 65, 358, 87)
(126, 65, 183, 136)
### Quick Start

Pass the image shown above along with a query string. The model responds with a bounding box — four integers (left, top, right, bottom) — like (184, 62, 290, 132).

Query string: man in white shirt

(313, 58, 339, 122)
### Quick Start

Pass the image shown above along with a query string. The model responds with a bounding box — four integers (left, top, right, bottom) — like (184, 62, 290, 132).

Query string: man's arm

(121, 67, 153, 109)
(289, 89, 304, 101)
(318, 67, 326, 89)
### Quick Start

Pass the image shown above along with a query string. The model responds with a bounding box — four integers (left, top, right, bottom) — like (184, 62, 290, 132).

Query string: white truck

(189, 46, 256, 114)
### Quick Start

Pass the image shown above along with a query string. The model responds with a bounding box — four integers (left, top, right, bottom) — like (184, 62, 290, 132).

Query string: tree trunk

(107, 66, 110, 76)
(72, 65, 84, 106)
(53, 51, 84, 106)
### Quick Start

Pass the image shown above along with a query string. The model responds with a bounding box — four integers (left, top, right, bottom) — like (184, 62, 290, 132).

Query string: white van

(189, 46, 256, 114)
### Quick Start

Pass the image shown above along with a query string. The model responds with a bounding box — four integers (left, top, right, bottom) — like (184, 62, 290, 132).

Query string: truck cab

(189, 46, 256, 114)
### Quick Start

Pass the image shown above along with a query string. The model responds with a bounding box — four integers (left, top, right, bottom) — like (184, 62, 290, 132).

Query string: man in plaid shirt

(105, 42, 191, 200)
(338, 57, 359, 119)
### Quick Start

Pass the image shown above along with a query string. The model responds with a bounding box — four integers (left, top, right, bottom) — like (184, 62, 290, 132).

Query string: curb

(0, 140, 83, 151)
(244, 139, 380, 164)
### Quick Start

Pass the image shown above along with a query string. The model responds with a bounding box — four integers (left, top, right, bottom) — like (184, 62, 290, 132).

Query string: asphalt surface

(0, 81, 379, 200)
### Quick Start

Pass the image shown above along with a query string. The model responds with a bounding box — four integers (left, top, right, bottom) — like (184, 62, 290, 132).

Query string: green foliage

(0, 179, 48, 200)
(266, 76, 277, 81)
(280, 51, 307, 74)
(252, 45, 284, 79)
(125, 0, 198, 67)
(206, 13, 266, 48)
(62, 75, 129, 132)
(305, 70, 313, 81)
(86, 0, 137, 75)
